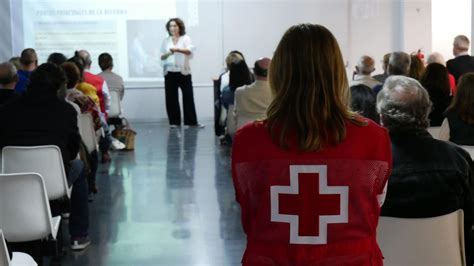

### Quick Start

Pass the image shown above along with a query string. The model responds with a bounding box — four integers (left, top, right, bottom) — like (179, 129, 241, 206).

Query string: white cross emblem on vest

(270, 165, 349, 244)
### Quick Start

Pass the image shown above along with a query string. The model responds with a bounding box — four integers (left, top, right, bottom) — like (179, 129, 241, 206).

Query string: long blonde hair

(267, 24, 364, 151)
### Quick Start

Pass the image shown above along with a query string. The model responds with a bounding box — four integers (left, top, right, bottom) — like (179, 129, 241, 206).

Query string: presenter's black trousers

(164, 72, 198, 126)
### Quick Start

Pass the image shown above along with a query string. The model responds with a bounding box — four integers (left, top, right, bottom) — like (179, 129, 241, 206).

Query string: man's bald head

(0, 62, 18, 89)
(254, 57, 271, 80)
(78, 50, 92, 68)
(356, 55, 375, 75)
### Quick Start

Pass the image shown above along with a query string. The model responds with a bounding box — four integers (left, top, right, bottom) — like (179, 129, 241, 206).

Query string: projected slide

(11, 0, 199, 85)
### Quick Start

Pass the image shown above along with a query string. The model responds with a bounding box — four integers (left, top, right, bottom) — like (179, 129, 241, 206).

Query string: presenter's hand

(170, 48, 178, 53)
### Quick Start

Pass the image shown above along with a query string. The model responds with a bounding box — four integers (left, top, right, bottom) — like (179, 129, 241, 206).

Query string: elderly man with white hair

(447, 35, 474, 83)
(349, 55, 381, 89)
(377, 75, 474, 265)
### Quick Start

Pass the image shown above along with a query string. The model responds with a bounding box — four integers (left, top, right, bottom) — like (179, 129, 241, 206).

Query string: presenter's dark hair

(166, 18, 186, 36)
(98, 53, 113, 71)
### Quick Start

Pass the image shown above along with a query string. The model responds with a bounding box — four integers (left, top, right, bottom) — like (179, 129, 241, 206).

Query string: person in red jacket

(231, 24, 392, 266)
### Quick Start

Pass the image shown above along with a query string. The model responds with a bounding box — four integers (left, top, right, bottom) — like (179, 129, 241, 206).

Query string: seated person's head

(267, 23, 360, 151)
(229, 60, 252, 91)
(61, 62, 80, 89)
(47, 53, 67, 66)
(98, 53, 114, 71)
(350, 84, 378, 123)
(26, 63, 67, 97)
(388, 52, 411, 76)
(447, 73, 474, 124)
(377, 76, 432, 132)
(253, 58, 271, 79)
(67, 52, 85, 81)
(409, 54, 425, 81)
(0, 62, 18, 89)
(8, 57, 20, 70)
(355, 55, 375, 75)
(19, 48, 38, 70)
(225, 51, 244, 70)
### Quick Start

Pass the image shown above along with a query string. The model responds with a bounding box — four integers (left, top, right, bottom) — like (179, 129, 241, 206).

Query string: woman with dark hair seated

(439, 73, 474, 144)
(350, 84, 379, 123)
(420, 63, 452, 126)
(221, 59, 253, 110)
(232, 24, 392, 265)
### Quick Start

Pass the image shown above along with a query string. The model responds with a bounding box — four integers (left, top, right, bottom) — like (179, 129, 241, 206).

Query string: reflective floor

(61, 122, 246, 266)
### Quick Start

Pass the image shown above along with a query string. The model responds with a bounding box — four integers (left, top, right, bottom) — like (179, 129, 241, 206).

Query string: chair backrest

(427, 126, 441, 139)
(108, 90, 121, 118)
(1, 146, 70, 200)
(377, 210, 465, 266)
(460, 145, 474, 159)
(0, 229, 11, 266)
(78, 113, 98, 153)
(0, 173, 58, 242)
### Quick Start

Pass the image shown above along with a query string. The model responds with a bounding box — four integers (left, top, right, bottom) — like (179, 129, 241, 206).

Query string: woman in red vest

(232, 24, 392, 266)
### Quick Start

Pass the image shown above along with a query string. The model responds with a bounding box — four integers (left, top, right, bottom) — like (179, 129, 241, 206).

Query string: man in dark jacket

(0, 63, 90, 251)
(0, 62, 19, 106)
(447, 35, 474, 83)
(377, 75, 474, 264)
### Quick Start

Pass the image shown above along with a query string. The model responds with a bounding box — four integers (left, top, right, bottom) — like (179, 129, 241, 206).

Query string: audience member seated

(373, 51, 411, 95)
(427, 52, 457, 95)
(67, 54, 100, 107)
(0, 62, 20, 106)
(349, 55, 381, 89)
(377, 75, 474, 265)
(419, 63, 452, 127)
(47, 52, 67, 66)
(79, 50, 111, 117)
(447, 35, 474, 83)
(98, 53, 125, 101)
(0, 63, 90, 250)
(221, 58, 253, 110)
(68, 53, 119, 161)
(8, 56, 20, 71)
(14, 48, 37, 95)
(408, 53, 425, 81)
(350, 84, 379, 123)
(439, 73, 474, 145)
(232, 23, 392, 265)
(373, 53, 390, 83)
(218, 51, 246, 94)
(227, 57, 272, 135)
(215, 51, 247, 136)
(62, 62, 102, 195)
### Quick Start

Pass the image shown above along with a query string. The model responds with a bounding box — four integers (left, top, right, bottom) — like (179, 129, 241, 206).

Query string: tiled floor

(61, 122, 246, 266)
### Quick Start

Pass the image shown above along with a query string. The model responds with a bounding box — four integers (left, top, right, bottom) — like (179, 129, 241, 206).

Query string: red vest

(232, 120, 392, 266)
(83, 71, 106, 114)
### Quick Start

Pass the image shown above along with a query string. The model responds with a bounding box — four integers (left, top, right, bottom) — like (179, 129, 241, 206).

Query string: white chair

(108, 90, 122, 118)
(377, 210, 465, 266)
(1, 229, 37, 266)
(1, 146, 71, 200)
(460, 145, 474, 159)
(78, 113, 99, 154)
(427, 126, 441, 139)
(0, 173, 61, 243)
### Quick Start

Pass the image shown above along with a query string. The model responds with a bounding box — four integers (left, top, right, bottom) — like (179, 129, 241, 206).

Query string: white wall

(431, 0, 471, 63)
(3, 0, 439, 122)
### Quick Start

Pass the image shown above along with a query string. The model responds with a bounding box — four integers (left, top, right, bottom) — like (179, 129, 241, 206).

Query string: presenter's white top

(161, 35, 195, 75)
